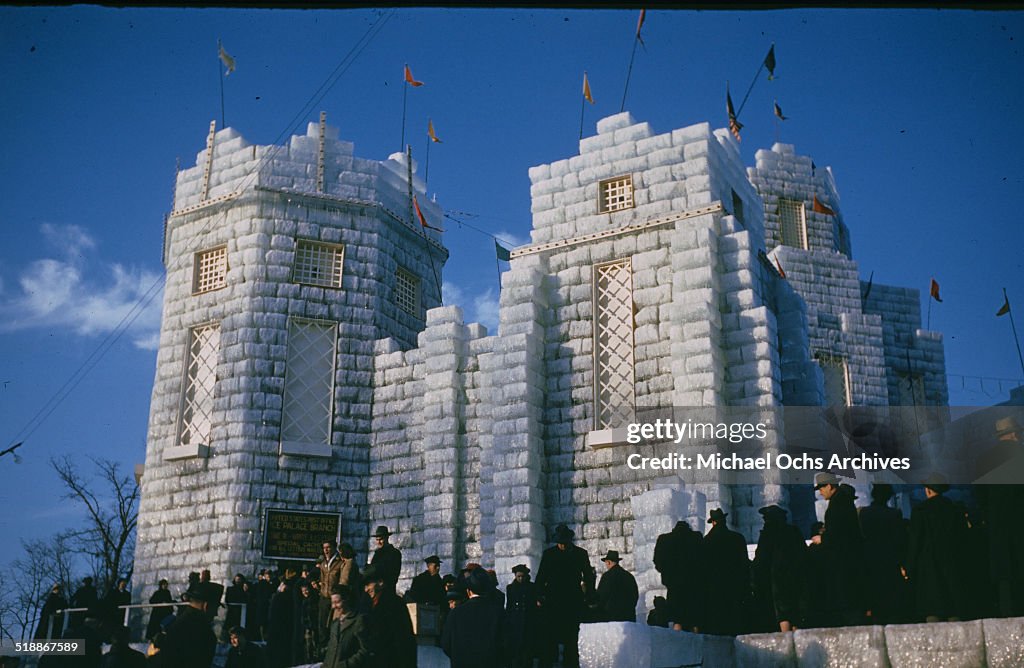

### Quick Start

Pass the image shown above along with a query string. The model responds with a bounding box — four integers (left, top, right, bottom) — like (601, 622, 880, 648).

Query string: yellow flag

(428, 119, 442, 143)
(218, 40, 235, 76)
(583, 72, 594, 104)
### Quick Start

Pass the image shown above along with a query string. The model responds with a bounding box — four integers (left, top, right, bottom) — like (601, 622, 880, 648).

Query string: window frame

(292, 239, 345, 289)
(598, 175, 636, 214)
(192, 245, 228, 295)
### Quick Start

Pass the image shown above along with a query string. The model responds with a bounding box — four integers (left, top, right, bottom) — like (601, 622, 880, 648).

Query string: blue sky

(1, 7, 1022, 569)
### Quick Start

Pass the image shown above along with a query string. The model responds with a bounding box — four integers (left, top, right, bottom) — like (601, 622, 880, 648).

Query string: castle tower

(133, 117, 447, 597)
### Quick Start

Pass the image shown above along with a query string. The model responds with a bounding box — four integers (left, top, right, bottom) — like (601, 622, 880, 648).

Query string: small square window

(598, 175, 635, 213)
(394, 267, 420, 317)
(293, 240, 344, 288)
(193, 246, 227, 294)
(778, 199, 808, 250)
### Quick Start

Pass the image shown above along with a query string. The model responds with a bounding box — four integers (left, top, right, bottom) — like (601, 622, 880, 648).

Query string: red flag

(404, 64, 423, 87)
(812, 195, 835, 216)
(774, 255, 786, 279)
(636, 9, 646, 44)
(726, 90, 742, 141)
(414, 195, 442, 232)
(930, 278, 942, 303)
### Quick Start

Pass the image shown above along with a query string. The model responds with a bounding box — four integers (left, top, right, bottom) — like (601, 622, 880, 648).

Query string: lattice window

(179, 323, 220, 446)
(281, 318, 337, 451)
(896, 372, 926, 406)
(293, 240, 344, 288)
(594, 258, 635, 429)
(193, 246, 227, 294)
(395, 267, 420, 317)
(815, 351, 851, 407)
(778, 198, 808, 250)
(598, 175, 635, 213)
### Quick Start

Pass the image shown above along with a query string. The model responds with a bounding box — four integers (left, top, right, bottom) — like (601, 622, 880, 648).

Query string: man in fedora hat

(906, 473, 969, 622)
(441, 567, 505, 668)
(702, 508, 750, 635)
(406, 555, 445, 607)
(858, 483, 909, 625)
(150, 581, 218, 668)
(361, 564, 416, 667)
(369, 525, 402, 593)
(751, 505, 805, 632)
(535, 524, 593, 668)
(595, 550, 639, 622)
(811, 471, 867, 626)
(653, 519, 704, 632)
(505, 564, 539, 668)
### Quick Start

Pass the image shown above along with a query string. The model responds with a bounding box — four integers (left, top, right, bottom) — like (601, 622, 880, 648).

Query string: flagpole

(400, 78, 408, 152)
(408, 145, 443, 307)
(736, 61, 765, 118)
(1004, 288, 1024, 378)
(424, 134, 431, 186)
(927, 291, 932, 330)
(218, 45, 226, 128)
(579, 92, 586, 140)
(620, 36, 640, 113)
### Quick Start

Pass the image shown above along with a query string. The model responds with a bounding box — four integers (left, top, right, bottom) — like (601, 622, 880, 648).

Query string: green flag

(495, 241, 512, 262)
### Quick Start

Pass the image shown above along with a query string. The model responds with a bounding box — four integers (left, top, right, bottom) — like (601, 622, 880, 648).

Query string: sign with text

(262, 509, 342, 561)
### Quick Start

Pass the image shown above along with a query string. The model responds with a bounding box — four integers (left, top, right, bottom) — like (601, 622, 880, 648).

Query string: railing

(45, 602, 247, 641)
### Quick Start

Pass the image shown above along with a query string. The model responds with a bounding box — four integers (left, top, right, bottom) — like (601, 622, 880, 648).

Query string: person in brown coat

(317, 540, 344, 652)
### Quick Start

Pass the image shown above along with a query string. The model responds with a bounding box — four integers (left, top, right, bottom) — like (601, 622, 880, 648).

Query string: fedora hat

(371, 525, 391, 538)
(511, 564, 531, 575)
(424, 555, 441, 565)
(708, 508, 728, 523)
(553, 524, 575, 544)
(813, 472, 840, 489)
(922, 472, 950, 494)
(601, 550, 622, 562)
(995, 416, 1023, 437)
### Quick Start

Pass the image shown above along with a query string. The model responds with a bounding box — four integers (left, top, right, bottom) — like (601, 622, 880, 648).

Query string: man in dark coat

(102, 579, 131, 638)
(266, 579, 295, 668)
(34, 584, 67, 640)
(534, 524, 594, 668)
(858, 483, 909, 625)
(70, 577, 98, 628)
(149, 581, 218, 668)
(702, 508, 751, 635)
(906, 474, 969, 622)
(369, 526, 402, 593)
(812, 473, 867, 626)
(505, 564, 540, 668)
(225, 626, 269, 668)
(752, 505, 805, 632)
(405, 555, 446, 606)
(653, 519, 704, 631)
(198, 569, 225, 624)
(316, 539, 344, 653)
(250, 569, 275, 641)
(596, 550, 639, 622)
(223, 574, 248, 642)
(361, 564, 416, 668)
(441, 567, 505, 668)
(323, 585, 373, 668)
(146, 579, 175, 641)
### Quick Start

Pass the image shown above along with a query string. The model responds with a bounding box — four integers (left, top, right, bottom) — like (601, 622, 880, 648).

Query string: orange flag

(930, 278, 942, 303)
(404, 64, 423, 87)
(774, 256, 786, 279)
(813, 195, 835, 216)
(427, 119, 441, 143)
(414, 195, 442, 232)
(583, 72, 594, 104)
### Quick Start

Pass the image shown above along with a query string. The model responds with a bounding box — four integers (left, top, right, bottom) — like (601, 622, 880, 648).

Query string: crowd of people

(32, 475, 1024, 668)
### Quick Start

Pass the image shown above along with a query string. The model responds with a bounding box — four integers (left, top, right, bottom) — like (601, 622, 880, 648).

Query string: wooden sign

(262, 508, 341, 561)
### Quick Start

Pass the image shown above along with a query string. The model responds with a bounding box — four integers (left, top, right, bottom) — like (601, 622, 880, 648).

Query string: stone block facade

(134, 112, 948, 615)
